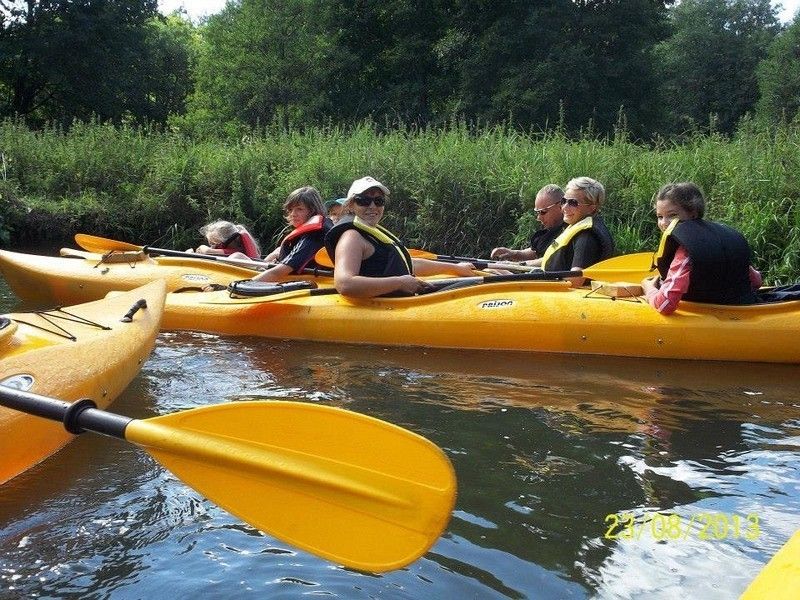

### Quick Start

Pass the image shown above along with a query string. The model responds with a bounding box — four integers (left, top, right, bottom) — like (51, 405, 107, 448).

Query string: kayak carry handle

(120, 298, 147, 323)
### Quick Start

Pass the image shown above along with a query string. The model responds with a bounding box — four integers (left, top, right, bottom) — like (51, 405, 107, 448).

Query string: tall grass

(1, 117, 798, 282)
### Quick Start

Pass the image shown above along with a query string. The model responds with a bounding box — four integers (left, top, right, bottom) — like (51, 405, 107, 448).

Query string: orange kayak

(161, 279, 800, 364)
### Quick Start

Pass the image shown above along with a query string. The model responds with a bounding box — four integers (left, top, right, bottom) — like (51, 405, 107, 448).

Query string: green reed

(1, 118, 798, 282)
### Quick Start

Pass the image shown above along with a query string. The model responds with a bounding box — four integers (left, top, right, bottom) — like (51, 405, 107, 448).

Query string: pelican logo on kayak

(479, 299, 514, 309)
(181, 274, 212, 282)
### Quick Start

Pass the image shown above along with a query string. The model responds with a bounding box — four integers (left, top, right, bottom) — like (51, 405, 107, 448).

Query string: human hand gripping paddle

(0, 387, 456, 572)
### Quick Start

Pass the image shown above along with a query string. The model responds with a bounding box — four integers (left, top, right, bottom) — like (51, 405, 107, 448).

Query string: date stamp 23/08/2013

(603, 512, 761, 542)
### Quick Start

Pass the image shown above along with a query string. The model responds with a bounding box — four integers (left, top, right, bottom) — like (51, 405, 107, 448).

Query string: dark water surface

(1, 277, 799, 599)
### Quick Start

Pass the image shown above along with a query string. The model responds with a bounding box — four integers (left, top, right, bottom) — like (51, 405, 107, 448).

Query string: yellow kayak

(0, 280, 166, 485)
(0, 248, 332, 305)
(741, 530, 800, 599)
(161, 279, 800, 364)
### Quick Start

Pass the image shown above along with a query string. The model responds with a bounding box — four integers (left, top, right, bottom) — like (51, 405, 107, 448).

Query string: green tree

(0, 0, 166, 125)
(438, 0, 670, 137)
(756, 16, 800, 124)
(325, 0, 452, 125)
(655, 0, 781, 136)
(131, 15, 198, 124)
(186, 0, 346, 134)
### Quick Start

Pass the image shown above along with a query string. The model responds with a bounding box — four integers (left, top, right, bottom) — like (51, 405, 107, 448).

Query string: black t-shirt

(279, 232, 326, 272)
(530, 223, 566, 257)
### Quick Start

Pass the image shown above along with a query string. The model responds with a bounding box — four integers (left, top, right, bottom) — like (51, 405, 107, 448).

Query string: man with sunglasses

(325, 176, 475, 297)
(490, 184, 566, 267)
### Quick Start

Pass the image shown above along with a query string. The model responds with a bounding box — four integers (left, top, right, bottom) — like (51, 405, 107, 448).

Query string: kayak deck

(0, 248, 331, 305)
(0, 280, 166, 484)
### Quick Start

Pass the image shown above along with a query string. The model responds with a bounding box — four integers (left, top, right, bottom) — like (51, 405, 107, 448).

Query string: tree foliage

(756, 15, 800, 124)
(0, 0, 193, 126)
(184, 0, 348, 134)
(654, 0, 781, 136)
(0, 0, 791, 138)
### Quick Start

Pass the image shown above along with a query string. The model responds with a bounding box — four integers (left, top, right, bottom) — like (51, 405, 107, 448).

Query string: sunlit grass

(1, 118, 798, 282)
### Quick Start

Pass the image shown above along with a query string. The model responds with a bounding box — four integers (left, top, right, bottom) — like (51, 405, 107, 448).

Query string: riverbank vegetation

(1, 118, 798, 282)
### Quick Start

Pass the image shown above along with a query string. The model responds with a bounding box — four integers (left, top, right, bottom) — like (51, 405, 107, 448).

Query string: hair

(283, 186, 325, 217)
(200, 220, 239, 245)
(566, 177, 605, 207)
(654, 182, 705, 219)
(200, 220, 261, 255)
(537, 184, 564, 201)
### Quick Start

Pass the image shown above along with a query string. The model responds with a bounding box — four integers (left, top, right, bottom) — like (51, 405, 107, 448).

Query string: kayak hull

(162, 280, 800, 364)
(0, 249, 329, 305)
(0, 280, 166, 485)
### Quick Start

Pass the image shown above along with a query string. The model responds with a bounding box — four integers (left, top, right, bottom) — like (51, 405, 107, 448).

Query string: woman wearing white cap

(324, 176, 476, 297)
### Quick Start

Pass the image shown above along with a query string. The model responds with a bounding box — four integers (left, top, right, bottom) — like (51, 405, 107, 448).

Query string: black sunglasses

(353, 195, 386, 207)
(560, 197, 591, 208)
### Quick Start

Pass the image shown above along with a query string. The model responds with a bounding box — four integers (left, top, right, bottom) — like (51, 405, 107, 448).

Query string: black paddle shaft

(140, 245, 334, 277)
(0, 386, 132, 438)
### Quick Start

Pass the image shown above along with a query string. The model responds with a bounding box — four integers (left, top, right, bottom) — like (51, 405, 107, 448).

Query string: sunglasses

(353, 195, 386, 207)
(533, 201, 560, 216)
(560, 197, 592, 208)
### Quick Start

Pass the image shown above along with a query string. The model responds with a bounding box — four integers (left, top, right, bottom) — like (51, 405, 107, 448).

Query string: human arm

(193, 244, 227, 256)
(411, 258, 476, 277)
(333, 230, 430, 298)
(251, 262, 294, 282)
(490, 247, 537, 261)
(263, 246, 281, 263)
(640, 246, 692, 315)
(749, 266, 763, 290)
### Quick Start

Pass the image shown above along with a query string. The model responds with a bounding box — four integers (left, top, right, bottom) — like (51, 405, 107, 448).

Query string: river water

(1, 275, 799, 599)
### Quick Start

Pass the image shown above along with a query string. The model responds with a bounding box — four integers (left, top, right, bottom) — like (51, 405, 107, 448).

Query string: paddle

(315, 246, 655, 282)
(0, 387, 456, 573)
(74, 234, 333, 277)
(314, 247, 537, 273)
(410, 250, 656, 280)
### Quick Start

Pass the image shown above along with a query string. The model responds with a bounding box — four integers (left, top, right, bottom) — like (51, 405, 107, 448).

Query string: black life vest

(655, 218, 757, 305)
(540, 215, 614, 272)
(324, 215, 413, 277)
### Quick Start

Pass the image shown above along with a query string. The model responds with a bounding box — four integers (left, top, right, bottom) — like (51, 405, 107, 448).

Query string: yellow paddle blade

(408, 248, 437, 259)
(314, 247, 334, 268)
(124, 400, 456, 572)
(741, 530, 800, 599)
(75, 233, 142, 253)
(583, 252, 656, 282)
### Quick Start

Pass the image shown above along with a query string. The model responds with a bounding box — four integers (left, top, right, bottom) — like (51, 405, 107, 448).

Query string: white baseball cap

(347, 176, 390, 199)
